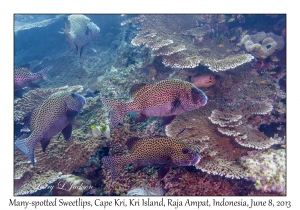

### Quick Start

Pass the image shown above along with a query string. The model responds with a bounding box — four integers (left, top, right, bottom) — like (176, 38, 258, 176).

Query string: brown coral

(122, 14, 253, 71)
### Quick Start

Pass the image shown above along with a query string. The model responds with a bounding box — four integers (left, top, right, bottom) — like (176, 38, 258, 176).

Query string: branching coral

(238, 32, 285, 59)
(240, 149, 286, 194)
(208, 100, 282, 149)
(122, 15, 253, 71)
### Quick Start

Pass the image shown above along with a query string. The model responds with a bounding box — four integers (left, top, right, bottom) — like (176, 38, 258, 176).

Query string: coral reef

(165, 101, 250, 179)
(240, 149, 286, 194)
(238, 32, 285, 59)
(122, 15, 253, 71)
(208, 99, 283, 149)
(14, 89, 109, 195)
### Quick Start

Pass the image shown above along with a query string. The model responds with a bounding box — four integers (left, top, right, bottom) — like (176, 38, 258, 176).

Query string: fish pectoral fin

(85, 26, 90, 35)
(67, 110, 79, 121)
(171, 100, 180, 113)
(134, 113, 149, 124)
(158, 166, 171, 179)
(40, 138, 51, 152)
(161, 115, 177, 127)
(80, 46, 84, 57)
(62, 123, 73, 140)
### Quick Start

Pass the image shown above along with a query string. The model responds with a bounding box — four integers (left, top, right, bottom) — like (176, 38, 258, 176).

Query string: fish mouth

(190, 153, 201, 165)
(198, 94, 208, 106)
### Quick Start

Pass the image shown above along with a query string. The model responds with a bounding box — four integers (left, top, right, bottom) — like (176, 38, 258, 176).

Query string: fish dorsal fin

(129, 83, 148, 99)
(19, 64, 30, 69)
(125, 137, 142, 151)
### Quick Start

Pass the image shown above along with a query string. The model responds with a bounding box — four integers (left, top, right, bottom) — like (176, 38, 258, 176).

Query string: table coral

(165, 101, 251, 179)
(208, 99, 282, 149)
(122, 15, 253, 71)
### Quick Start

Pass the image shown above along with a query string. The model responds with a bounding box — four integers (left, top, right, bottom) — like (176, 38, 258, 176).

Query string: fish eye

(182, 148, 189, 154)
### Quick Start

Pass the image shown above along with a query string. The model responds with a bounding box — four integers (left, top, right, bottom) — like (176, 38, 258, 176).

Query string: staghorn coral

(240, 149, 286, 194)
(165, 101, 251, 179)
(14, 92, 108, 195)
(238, 32, 285, 59)
(14, 85, 83, 124)
(208, 99, 282, 149)
(122, 14, 253, 71)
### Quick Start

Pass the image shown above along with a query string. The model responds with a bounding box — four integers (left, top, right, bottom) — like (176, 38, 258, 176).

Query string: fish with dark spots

(14, 90, 86, 165)
(101, 79, 208, 128)
(102, 136, 201, 180)
(61, 15, 100, 57)
(14, 64, 52, 91)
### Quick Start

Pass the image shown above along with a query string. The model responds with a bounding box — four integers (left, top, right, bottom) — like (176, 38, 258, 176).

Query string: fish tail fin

(101, 98, 128, 128)
(15, 137, 36, 165)
(34, 66, 52, 81)
(102, 156, 130, 180)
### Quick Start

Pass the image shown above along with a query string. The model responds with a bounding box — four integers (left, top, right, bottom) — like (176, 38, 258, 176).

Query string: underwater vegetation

(14, 14, 286, 196)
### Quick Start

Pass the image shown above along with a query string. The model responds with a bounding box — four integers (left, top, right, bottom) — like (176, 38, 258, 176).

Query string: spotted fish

(102, 136, 200, 179)
(101, 79, 208, 128)
(62, 15, 100, 57)
(14, 64, 52, 91)
(14, 90, 86, 165)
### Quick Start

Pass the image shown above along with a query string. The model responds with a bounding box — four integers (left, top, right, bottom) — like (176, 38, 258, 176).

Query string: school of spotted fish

(14, 14, 229, 183)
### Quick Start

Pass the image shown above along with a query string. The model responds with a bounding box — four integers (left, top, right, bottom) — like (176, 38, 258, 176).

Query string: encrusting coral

(208, 99, 282, 149)
(240, 149, 286, 194)
(122, 14, 254, 71)
(238, 31, 285, 59)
